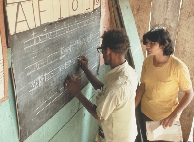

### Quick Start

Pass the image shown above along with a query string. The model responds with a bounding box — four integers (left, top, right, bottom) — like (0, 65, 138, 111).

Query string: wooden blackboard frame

(0, 0, 8, 103)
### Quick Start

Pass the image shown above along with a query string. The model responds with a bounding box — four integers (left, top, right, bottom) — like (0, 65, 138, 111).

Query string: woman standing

(135, 27, 194, 141)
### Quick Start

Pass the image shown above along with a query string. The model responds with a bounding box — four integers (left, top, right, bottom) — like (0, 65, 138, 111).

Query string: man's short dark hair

(101, 29, 130, 55)
(143, 27, 174, 56)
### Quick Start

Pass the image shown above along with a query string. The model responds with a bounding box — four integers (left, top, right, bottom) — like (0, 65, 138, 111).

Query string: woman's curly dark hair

(143, 27, 174, 56)
(101, 29, 130, 55)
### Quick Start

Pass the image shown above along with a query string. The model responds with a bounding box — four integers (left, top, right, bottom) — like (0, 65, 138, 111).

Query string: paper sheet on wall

(146, 121, 182, 141)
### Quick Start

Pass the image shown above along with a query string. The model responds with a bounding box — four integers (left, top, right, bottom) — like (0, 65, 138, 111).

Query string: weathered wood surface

(175, 0, 194, 141)
(150, 0, 181, 47)
(129, 0, 152, 57)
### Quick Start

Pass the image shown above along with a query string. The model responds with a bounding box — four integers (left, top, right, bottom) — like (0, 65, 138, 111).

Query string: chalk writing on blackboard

(11, 8, 100, 141)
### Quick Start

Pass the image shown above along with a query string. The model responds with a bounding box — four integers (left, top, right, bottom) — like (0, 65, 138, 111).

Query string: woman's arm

(135, 83, 145, 107)
(161, 88, 194, 128)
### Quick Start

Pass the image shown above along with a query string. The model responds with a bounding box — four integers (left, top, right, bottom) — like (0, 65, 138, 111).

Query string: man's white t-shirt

(96, 61, 138, 142)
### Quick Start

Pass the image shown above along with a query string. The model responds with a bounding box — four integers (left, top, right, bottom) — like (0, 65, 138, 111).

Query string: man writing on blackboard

(64, 29, 138, 142)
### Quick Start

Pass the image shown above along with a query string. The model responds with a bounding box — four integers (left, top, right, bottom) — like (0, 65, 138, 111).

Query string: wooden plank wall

(175, 0, 194, 141)
(129, 0, 194, 141)
(150, 0, 181, 43)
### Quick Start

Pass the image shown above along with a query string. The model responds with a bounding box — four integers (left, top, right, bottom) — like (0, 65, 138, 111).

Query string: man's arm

(78, 56, 103, 90)
(82, 67, 103, 90)
(135, 83, 145, 107)
(75, 91, 102, 121)
(64, 75, 103, 121)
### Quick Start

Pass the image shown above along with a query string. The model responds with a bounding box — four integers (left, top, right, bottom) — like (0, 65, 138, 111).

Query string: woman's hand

(64, 74, 81, 97)
(161, 88, 194, 129)
(160, 112, 178, 129)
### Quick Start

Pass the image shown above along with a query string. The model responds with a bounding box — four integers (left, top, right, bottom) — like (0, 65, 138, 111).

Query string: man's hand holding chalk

(77, 56, 88, 71)
(64, 74, 80, 97)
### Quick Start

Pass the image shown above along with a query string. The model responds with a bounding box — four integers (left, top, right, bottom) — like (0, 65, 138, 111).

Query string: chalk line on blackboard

(23, 15, 99, 50)
(35, 90, 66, 115)
(35, 70, 86, 116)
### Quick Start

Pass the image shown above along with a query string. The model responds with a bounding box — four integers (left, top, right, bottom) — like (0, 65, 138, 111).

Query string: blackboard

(10, 7, 100, 141)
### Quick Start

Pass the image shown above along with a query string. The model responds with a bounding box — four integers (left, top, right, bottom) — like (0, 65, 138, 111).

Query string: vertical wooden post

(0, 0, 8, 103)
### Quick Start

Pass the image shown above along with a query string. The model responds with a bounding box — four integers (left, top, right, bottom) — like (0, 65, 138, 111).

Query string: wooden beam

(0, 0, 8, 103)
(117, 0, 144, 81)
